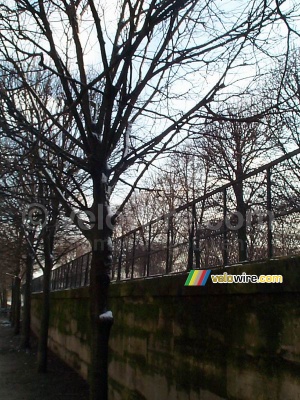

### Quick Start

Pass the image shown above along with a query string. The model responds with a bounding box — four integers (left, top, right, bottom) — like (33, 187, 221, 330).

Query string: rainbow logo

(184, 270, 211, 286)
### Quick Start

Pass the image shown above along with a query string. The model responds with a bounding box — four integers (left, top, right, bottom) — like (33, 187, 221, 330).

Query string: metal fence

(31, 148, 300, 293)
(31, 252, 91, 293)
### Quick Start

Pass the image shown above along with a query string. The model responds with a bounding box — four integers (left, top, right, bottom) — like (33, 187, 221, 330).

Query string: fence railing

(31, 148, 300, 293)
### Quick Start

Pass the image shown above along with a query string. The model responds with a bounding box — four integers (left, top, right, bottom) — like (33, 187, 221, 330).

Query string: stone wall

(31, 256, 300, 400)
(31, 287, 91, 380)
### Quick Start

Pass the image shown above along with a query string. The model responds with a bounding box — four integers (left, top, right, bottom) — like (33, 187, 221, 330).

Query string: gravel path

(0, 317, 89, 400)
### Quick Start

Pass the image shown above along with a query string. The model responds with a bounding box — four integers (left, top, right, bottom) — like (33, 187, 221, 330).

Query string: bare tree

(0, 1, 299, 399)
(0, 74, 86, 359)
(190, 101, 278, 260)
(120, 149, 214, 272)
(0, 186, 25, 334)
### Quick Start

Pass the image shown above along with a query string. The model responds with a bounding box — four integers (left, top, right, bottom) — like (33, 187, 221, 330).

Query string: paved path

(0, 316, 89, 400)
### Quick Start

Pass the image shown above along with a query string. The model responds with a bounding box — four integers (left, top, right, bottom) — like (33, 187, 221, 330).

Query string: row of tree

(118, 65, 300, 271)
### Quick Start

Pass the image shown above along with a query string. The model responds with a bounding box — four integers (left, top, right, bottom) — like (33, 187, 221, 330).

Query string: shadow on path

(0, 317, 89, 400)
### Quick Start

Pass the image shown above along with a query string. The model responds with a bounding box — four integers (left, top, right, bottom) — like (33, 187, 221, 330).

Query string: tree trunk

(21, 235, 34, 349)
(37, 232, 53, 373)
(88, 164, 114, 400)
(234, 182, 247, 261)
(4, 289, 7, 308)
(234, 142, 247, 262)
(1, 289, 7, 308)
(9, 281, 14, 324)
(13, 277, 21, 335)
(188, 220, 195, 270)
(89, 235, 114, 400)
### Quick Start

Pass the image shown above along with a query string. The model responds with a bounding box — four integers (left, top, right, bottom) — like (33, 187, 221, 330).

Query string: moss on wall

(31, 256, 300, 400)
(31, 289, 90, 379)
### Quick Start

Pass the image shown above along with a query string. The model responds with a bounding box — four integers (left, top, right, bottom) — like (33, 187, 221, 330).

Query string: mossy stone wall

(31, 287, 91, 379)
(31, 256, 300, 400)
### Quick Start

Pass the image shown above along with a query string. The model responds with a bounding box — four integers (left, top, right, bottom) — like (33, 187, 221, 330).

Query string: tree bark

(9, 281, 14, 324)
(234, 181, 247, 261)
(88, 166, 114, 400)
(13, 277, 21, 335)
(4, 290, 7, 308)
(21, 234, 34, 349)
(37, 230, 53, 373)
(1, 289, 7, 308)
(89, 244, 113, 400)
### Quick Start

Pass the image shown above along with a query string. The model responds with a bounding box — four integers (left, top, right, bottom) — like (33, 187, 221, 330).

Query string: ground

(0, 316, 89, 400)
